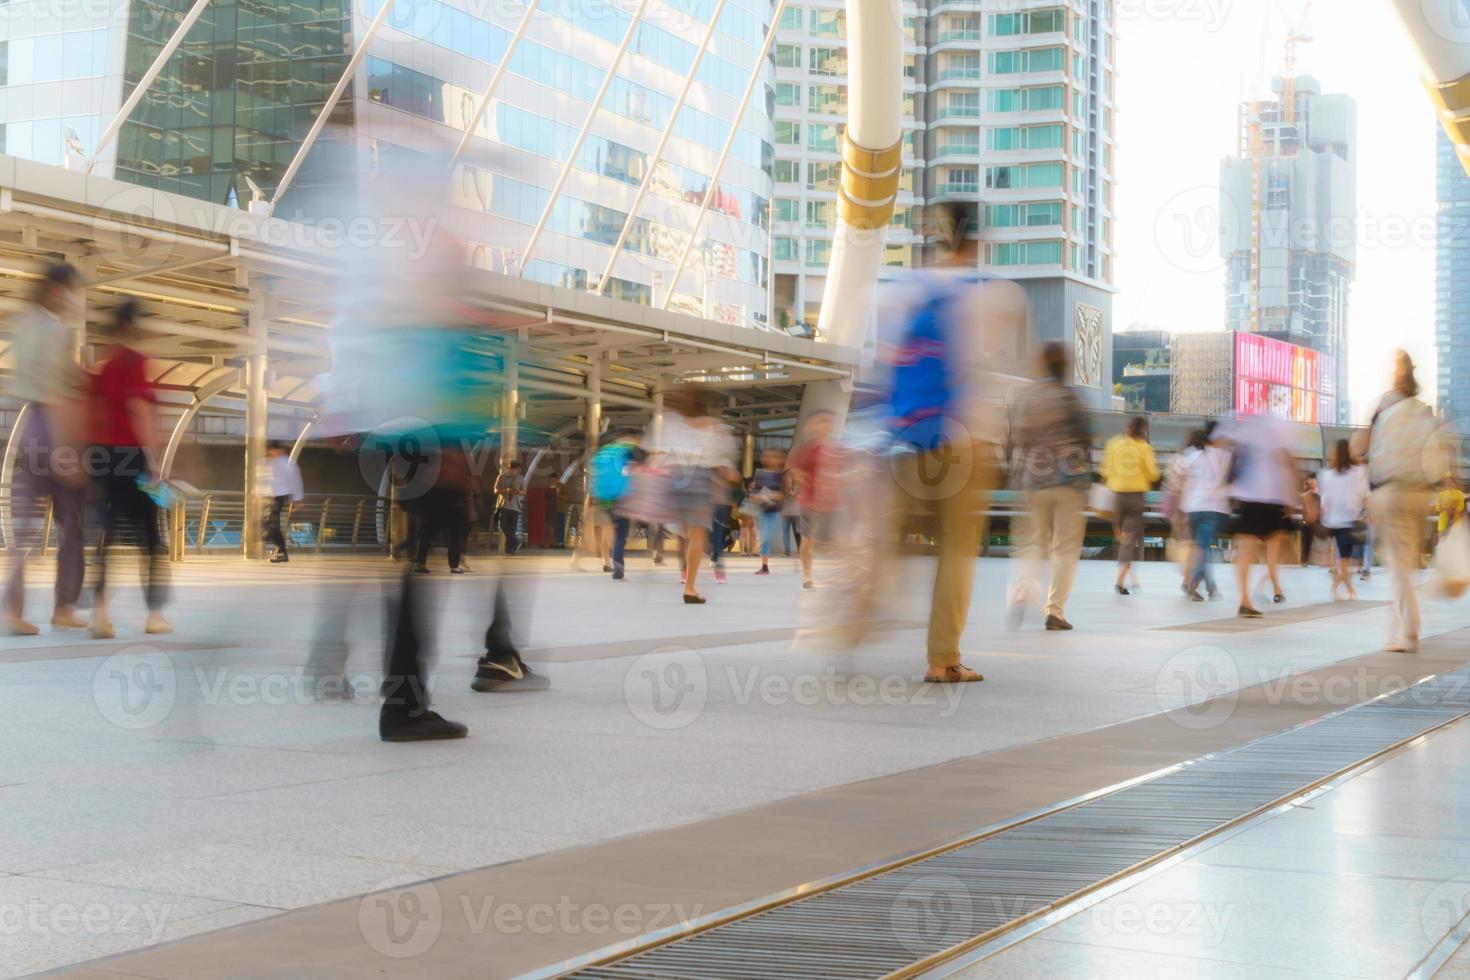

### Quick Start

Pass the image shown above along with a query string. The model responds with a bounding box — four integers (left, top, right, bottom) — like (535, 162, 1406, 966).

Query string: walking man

(1009, 341, 1092, 631)
(4, 263, 88, 635)
(261, 441, 304, 563)
(495, 459, 525, 555)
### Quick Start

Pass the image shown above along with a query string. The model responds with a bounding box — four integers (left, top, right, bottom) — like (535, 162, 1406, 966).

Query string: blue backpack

(889, 274, 980, 451)
(591, 443, 633, 502)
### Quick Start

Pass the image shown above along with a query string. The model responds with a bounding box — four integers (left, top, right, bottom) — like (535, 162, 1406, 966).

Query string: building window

(775, 43, 801, 68)
(775, 81, 800, 106)
(806, 200, 833, 228)
(808, 124, 839, 152)
(809, 46, 846, 75)
(989, 8, 1065, 36)
(778, 5, 802, 30)
(775, 121, 801, 145)
(774, 160, 799, 183)
(809, 9, 843, 36)
(774, 198, 799, 222)
(774, 237, 798, 260)
(805, 239, 832, 266)
(989, 47, 1065, 74)
(808, 84, 845, 114)
(940, 54, 979, 80)
(987, 240, 1063, 266)
(942, 166, 979, 194)
(807, 161, 840, 191)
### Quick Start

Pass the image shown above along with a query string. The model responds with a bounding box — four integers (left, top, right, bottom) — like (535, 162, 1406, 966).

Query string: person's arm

(1143, 444, 1161, 486)
(126, 397, 160, 477)
(1099, 439, 1114, 485)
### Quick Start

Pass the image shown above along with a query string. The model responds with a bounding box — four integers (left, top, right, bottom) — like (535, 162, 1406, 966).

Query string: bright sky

(1115, 0, 1440, 421)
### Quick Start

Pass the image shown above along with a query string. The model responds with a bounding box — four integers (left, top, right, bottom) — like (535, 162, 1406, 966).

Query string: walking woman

(1100, 416, 1159, 595)
(1365, 351, 1445, 652)
(653, 387, 737, 604)
(1318, 439, 1370, 601)
(89, 300, 170, 638)
(750, 449, 785, 575)
(1224, 413, 1299, 618)
(1179, 425, 1232, 601)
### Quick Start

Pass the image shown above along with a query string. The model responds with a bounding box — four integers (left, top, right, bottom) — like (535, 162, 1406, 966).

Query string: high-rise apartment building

(1220, 75, 1355, 423)
(770, 0, 1118, 404)
(1437, 128, 1470, 422)
(1, 0, 779, 327)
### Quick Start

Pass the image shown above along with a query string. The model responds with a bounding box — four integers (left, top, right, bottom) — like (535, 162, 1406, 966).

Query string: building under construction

(1219, 75, 1356, 423)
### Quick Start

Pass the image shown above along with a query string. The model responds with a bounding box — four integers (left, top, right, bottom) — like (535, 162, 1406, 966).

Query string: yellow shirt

(1101, 435, 1160, 494)
(1438, 488, 1465, 534)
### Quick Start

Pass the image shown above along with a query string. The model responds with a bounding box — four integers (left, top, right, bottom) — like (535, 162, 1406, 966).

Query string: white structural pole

(1389, 0, 1470, 175)
(87, 0, 214, 174)
(448, 0, 544, 171)
(243, 296, 269, 559)
(797, 0, 901, 425)
(519, 0, 655, 274)
(596, 0, 730, 294)
(267, 0, 401, 215)
(660, 0, 787, 310)
(0, 403, 32, 549)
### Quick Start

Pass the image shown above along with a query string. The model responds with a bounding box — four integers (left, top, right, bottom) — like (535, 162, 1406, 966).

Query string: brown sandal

(924, 664, 984, 683)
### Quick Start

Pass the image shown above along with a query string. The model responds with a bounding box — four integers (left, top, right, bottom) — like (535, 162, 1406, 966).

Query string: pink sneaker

(715, 568, 727, 584)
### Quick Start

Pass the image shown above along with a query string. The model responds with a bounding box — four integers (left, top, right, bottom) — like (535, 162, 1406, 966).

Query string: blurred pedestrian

(261, 441, 304, 563)
(653, 387, 736, 603)
(1318, 438, 1369, 601)
(1009, 341, 1091, 631)
(788, 411, 841, 591)
(1298, 476, 1322, 567)
(4, 263, 88, 635)
(751, 449, 785, 575)
(593, 428, 641, 580)
(1100, 416, 1159, 596)
(495, 460, 525, 555)
(1364, 351, 1446, 652)
(881, 200, 1026, 682)
(1224, 412, 1300, 617)
(1179, 425, 1231, 602)
(88, 299, 170, 639)
(411, 447, 472, 574)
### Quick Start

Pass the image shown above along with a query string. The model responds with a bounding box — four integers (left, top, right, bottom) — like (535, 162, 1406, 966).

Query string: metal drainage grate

(566, 670, 1470, 980)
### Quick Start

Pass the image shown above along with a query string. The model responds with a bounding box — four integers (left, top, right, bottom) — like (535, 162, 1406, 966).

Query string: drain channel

(560, 669, 1470, 980)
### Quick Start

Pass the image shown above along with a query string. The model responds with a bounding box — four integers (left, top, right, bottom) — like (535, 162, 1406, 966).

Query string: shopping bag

(1434, 520, 1470, 600)
(1088, 483, 1115, 521)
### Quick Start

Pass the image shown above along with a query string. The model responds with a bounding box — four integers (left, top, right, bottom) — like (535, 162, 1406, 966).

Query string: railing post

(39, 499, 53, 558)
(197, 495, 212, 555)
(317, 498, 331, 554)
(351, 499, 364, 553)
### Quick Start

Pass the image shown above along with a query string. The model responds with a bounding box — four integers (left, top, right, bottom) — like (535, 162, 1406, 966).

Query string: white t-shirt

(1180, 446, 1232, 514)
(1317, 466, 1369, 529)
(654, 413, 736, 471)
(1223, 415, 1298, 506)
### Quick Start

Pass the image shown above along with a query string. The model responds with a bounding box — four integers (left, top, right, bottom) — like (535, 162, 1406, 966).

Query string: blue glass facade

(1438, 130, 1470, 422)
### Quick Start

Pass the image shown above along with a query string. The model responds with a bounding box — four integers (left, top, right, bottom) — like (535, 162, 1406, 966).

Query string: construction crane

(1281, 0, 1314, 138)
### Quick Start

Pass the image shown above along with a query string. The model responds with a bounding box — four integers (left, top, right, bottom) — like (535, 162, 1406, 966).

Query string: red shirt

(90, 346, 156, 447)
(788, 441, 841, 512)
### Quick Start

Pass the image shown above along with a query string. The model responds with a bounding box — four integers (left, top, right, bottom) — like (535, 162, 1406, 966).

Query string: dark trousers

(710, 505, 732, 564)
(414, 488, 466, 569)
(611, 515, 631, 573)
(94, 446, 167, 611)
(382, 546, 520, 723)
(498, 508, 521, 554)
(782, 514, 801, 554)
(267, 495, 289, 554)
(4, 406, 85, 616)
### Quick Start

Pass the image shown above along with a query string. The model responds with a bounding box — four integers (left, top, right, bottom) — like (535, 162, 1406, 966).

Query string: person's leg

(1047, 487, 1087, 621)
(267, 496, 285, 554)
(925, 441, 989, 672)
(684, 525, 707, 596)
(446, 497, 466, 570)
(51, 480, 85, 615)
(710, 505, 728, 565)
(127, 476, 168, 617)
(1114, 498, 1133, 589)
(415, 491, 445, 567)
(1265, 529, 1284, 597)
(1235, 534, 1261, 613)
(1378, 488, 1424, 649)
(612, 515, 630, 577)
(757, 510, 776, 569)
(799, 531, 815, 587)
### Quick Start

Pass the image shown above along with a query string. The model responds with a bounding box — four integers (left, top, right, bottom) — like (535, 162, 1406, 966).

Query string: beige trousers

(1017, 485, 1088, 619)
(1370, 485, 1430, 646)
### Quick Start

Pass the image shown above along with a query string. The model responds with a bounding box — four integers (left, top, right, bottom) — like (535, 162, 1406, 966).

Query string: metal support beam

(88, 0, 215, 173)
(596, 0, 730, 294)
(0, 403, 32, 550)
(517, 0, 655, 274)
(267, 0, 401, 214)
(159, 368, 241, 480)
(661, 0, 787, 310)
(448, 0, 544, 171)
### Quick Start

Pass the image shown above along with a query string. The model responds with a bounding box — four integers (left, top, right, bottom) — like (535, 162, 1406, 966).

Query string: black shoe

(612, 565, 625, 580)
(1238, 605, 1264, 619)
(270, 551, 289, 563)
(1272, 593, 1285, 604)
(1115, 585, 1130, 596)
(603, 563, 613, 573)
(380, 710, 468, 742)
(412, 564, 430, 574)
(683, 593, 707, 604)
(1044, 615, 1073, 631)
(1207, 587, 1221, 600)
(471, 650, 543, 692)
(652, 553, 665, 565)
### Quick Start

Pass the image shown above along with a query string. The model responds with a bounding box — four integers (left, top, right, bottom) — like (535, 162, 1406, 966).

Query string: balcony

(936, 182, 980, 195)
(937, 67, 981, 82)
(938, 29, 982, 41)
(934, 106, 980, 120)
(934, 144, 981, 159)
